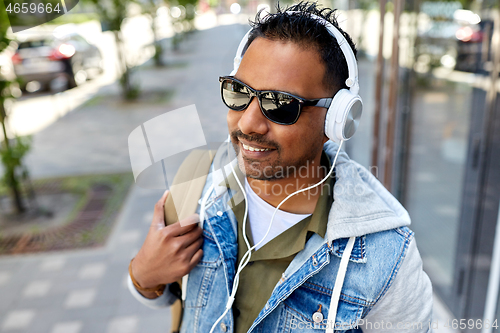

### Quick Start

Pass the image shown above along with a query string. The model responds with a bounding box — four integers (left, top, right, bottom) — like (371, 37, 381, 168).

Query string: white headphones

(229, 12, 363, 143)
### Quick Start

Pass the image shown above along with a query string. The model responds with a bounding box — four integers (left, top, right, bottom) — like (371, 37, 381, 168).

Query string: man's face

(227, 37, 332, 180)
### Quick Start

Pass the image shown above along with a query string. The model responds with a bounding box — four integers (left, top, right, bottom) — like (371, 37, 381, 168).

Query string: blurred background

(0, 0, 498, 332)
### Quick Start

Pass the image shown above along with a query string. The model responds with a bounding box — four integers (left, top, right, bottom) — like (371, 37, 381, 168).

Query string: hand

(131, 190, 204, 298)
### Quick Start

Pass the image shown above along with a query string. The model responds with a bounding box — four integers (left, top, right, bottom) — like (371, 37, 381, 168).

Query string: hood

(209, 139, 410, 244)
(323, 141, 410, 243)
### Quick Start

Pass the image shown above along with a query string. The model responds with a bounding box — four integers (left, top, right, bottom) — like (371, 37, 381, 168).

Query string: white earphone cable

(199, 183, 215, 229)
(208, 140, 344, 333)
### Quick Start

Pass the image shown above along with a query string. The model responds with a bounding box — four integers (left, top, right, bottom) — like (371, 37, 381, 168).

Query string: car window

(18, 39, 53, 49)
(70, 35, 90, 47)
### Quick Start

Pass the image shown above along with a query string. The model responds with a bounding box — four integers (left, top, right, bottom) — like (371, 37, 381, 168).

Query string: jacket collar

(209, 140, 410, 259)
(204, 141, 409, 333)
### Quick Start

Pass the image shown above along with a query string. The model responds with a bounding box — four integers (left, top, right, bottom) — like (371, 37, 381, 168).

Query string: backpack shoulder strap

(164, 149, 216, 225)
(162, 149, 216, 333)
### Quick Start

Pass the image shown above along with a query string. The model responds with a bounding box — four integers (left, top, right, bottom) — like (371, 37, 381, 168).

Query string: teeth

(242, 143, 270, 152)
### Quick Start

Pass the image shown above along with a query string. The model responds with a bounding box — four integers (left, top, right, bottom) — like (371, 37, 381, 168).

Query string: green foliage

(141, 0, 163, 15)
(51, 13, 100, 24)
(417, 0, 477, 10)
(166, 0, 198, 31)
(0, 0, 12, 53)
(166, 0, 198, 11)
(0, 1, 21, 102)
(140, 0, 166, 66)
(0, 3, 31, 214)
(82, 0, 143, 98)
(0, 136, 31, 189)
(357, 0, 377, 10)
(82, 0, 134, 32)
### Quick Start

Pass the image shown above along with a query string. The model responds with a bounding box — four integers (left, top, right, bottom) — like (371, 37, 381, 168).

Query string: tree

(165, 0, 198, 50)
(141, 0, 165, 67)
(175, 0, 198, 31)
(0, 3, 31, 214)
(83, 0, 141, 99)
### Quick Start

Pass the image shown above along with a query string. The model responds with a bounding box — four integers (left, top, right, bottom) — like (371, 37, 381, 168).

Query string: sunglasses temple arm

(312, 98, 333, 108)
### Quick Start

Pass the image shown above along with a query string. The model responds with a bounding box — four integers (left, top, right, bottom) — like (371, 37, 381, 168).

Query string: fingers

(165, 214, 200, 237)
(184, 236, 204, 258)
(188, 248, 204, 269)
(151, 190, 169, 229)
(159, 189, 169, 203)
(178, 225, 203, 249)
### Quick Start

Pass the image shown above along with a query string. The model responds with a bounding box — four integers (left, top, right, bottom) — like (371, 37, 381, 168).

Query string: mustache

(230, 130, 280, 150)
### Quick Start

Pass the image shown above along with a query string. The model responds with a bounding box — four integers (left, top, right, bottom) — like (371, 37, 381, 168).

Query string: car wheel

(68, 62, 86, 89)
(67, 72, 77, 89)
(50, 75, 70, 92)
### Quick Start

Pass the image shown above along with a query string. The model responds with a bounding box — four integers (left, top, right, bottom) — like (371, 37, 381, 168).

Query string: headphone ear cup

(324, 102, 339, 143)
(324, 89, 363, 142)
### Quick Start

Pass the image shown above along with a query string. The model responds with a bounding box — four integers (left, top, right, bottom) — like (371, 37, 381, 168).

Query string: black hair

(244, 1, 357, 94)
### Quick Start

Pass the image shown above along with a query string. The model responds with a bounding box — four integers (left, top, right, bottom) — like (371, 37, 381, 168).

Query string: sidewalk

(0, 24, 248, 333)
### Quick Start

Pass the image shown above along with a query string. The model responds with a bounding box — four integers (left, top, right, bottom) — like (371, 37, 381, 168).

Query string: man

(128, 2, 433, 332)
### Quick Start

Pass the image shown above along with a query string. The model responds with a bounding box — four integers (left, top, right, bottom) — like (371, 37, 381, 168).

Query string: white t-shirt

(244, 178, 311, 251)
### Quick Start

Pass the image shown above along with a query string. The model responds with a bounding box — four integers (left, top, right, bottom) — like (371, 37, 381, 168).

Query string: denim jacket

(129, 141, 433, 333)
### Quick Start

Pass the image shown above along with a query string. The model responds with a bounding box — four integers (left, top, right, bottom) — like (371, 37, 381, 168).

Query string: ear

(322, 135, 329, 145)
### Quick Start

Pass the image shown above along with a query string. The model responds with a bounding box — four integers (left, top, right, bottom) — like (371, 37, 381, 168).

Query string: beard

(230, 129, 320, 181)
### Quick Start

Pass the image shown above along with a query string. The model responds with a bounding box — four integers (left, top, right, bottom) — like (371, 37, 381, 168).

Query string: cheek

(287, 113, 326, 150)
(298, 113, 326, 139)
(227, 110, 239, 131)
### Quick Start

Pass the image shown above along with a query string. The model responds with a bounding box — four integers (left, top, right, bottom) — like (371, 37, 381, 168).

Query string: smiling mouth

(241, 143, 272, 152)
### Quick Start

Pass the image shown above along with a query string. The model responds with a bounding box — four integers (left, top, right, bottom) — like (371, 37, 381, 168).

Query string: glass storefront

(406, 76, 472, 297)
(404, 1, 499, 316)
(341, 0, 500, 324)
(404, 0, 486, 299)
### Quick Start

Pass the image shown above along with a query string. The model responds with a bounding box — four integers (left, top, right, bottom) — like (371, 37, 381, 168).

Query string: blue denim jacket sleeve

(359, 237, 433, 333)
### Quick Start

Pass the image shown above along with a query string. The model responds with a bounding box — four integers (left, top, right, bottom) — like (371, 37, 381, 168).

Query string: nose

(237, 97, 270, 136)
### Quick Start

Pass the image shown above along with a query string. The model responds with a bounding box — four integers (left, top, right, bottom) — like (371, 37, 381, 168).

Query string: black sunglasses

(219, 76, 332, 125)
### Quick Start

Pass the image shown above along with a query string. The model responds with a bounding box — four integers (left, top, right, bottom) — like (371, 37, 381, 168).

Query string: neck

(246, 155, 327, 214)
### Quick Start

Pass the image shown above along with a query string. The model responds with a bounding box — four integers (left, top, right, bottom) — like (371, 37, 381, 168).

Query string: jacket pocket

(184, 229, 222, 308)
(282, 281, 364, 332)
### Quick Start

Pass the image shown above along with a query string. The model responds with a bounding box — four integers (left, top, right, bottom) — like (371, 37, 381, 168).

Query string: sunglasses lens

(260, 92, 301, 124)
(221, 79, 250, 111)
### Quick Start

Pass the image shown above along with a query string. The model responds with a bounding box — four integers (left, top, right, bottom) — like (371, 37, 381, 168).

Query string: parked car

(11, 32, 103, 92)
